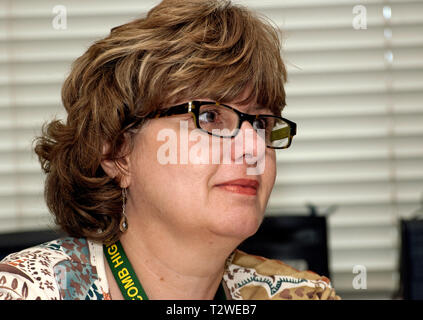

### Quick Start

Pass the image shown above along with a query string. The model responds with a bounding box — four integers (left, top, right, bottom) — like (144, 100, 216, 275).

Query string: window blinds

(1, 0, 422, 299)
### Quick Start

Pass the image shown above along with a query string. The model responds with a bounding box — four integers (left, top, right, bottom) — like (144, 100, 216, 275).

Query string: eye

(199, 109, 221, 124)
(253, 118, 268, 130)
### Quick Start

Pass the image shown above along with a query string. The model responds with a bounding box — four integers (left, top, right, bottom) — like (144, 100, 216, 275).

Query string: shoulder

(223, 249, 341, 300)
(0, 237, 105, 300)
(0, 237, 72, 300)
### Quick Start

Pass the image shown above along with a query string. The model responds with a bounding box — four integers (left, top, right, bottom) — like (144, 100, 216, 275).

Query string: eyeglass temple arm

(283, 118, 297, 136)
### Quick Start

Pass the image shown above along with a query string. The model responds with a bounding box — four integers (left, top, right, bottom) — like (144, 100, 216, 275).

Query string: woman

(0, 0, 339, 300)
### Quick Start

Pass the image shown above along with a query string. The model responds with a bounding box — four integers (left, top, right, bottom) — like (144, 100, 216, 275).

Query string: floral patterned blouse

(0, 237, 340, 300)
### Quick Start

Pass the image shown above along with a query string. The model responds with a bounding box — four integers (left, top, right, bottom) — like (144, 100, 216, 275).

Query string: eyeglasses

(145, 101, 297, 149)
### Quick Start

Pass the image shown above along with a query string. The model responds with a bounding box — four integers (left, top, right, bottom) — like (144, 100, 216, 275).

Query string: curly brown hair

(33, 0, 288, 244)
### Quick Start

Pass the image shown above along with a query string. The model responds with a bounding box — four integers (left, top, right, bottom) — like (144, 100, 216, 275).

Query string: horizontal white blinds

(1, 0, 422, 299)
(265, 0, 423, 299)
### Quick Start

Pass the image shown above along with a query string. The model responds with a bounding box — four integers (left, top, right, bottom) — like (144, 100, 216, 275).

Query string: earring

(119, 187, 128, 233)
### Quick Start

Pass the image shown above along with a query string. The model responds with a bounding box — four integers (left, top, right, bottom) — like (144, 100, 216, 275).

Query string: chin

(209, 207, 264, 241)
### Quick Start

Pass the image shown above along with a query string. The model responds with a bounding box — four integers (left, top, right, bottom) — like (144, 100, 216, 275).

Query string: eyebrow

(163, 100, 273, 115)
(247, 104, 272, 114)
(217, 102, 273, 116)
(251, 105, 268, 110)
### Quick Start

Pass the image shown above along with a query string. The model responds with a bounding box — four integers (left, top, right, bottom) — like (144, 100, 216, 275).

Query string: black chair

(0, 229, 66, 261)
(398, 218, 423, 300)
(238, 215, 330, 279)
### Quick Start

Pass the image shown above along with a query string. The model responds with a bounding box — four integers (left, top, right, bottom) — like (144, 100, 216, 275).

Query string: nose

(232, 119, 267, 166)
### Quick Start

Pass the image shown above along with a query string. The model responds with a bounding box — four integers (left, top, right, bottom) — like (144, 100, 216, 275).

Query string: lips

(215, 179, 259, 196)
(215, 179, 259, 192)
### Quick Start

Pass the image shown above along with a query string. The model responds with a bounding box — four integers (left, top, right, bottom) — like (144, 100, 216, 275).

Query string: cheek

(132, 127, 213, 199)
(264, 151, 277, 189)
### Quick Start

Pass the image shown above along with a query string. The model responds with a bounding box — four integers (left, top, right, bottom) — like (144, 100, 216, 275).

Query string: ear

(100, 140, 131, 188)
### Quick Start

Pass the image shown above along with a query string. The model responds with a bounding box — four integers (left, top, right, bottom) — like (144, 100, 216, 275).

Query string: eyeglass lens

(197, 103, 290, 148)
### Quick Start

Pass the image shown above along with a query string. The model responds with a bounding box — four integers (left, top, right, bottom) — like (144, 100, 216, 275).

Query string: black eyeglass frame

(144, 101, 297, 149)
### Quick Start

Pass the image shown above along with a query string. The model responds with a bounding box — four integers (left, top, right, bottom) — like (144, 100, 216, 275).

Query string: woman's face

(124, 93, 277, 241)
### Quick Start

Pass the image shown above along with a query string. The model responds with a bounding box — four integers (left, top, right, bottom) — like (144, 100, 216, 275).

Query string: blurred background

(1, 0, 422, 300)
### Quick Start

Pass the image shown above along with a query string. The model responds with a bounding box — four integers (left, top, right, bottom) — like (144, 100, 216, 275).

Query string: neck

(117, 214, 239, 300)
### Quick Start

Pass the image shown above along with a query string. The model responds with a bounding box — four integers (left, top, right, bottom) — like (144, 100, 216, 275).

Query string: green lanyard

(103, 240, 226, 300)
(104, 240, 148, 300)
